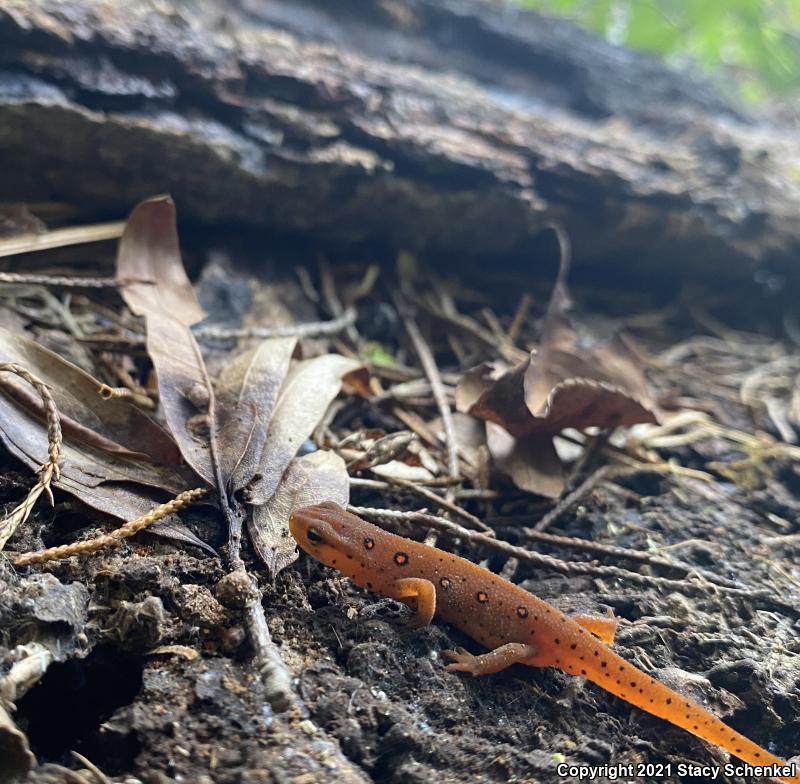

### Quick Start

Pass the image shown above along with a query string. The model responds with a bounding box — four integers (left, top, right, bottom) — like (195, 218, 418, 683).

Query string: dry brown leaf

(486, 422, 564, 497)
(0, 329, 181, 465)
(0, 329, 198, 521)
(117, 196, 357, 571)
(117, 200, 215, 485)
(245, 354, 360, 506)
(116, 196, 205, 326)
(249, 450, 349, 578)
(147, 519, 218, 556)
(0, 703, 34, 783)
(139, 309, 215, 484)
(455, 228, 657, 496)
(459, 229, 656, 438)
(215, 337, 297, 491)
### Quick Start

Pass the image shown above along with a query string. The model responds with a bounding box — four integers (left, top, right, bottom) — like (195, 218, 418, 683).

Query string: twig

(517, 527, 742, 590)
(533, 466, 612, 532)
(507, 292, 532, 344)
(10, 488, 207, 566)
(396, 298, 460, 481)
(388, 478, 493, 533)
(413, 293, 527, 364)
(318, 256, 359, 344)
(97, 383, 154, 409)
(0, 220, 125, 259)
(193, 306, 357, 340)
(348, 506, 782, 606)
(70, 753, 111, 784)
(77, 308, 358, 347)
(0, 363, 62, 549)
(0, 272, 121, 288)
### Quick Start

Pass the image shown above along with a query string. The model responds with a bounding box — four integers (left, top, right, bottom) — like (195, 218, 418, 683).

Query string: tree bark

(0, 0, 798, 284)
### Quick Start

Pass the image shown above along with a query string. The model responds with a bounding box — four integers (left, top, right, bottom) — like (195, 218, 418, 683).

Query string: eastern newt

(290, 502, 798, 783)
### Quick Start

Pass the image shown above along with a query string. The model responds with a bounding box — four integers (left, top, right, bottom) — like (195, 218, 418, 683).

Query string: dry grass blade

(0, 220, 125, 259)
(10, 487, 207, 567)
(0, 362, 61, 550)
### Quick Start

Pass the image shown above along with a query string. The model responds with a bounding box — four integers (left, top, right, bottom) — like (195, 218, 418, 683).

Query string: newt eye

(307, 527, 324, 545)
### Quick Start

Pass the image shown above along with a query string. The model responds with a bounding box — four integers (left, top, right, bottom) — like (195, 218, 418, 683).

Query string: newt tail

(290, 503, 798, 784)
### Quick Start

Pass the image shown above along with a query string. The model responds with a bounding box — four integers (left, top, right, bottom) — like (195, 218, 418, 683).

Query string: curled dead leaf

(455, 227, 657, 496)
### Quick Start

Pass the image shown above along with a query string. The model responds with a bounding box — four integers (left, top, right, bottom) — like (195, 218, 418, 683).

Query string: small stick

(533, 466, 611, 532)
(0, 220, 125, 259)
(193, 306, 357, 340)
(97, 383, 154, 409)
(348, 506, 781, 605)
(388, 478, 493, 533)
(78, 309, 358, 347)
(507, 292, 532, 344)
(396, 298, 460, 481)
(517, 527, 742, 590)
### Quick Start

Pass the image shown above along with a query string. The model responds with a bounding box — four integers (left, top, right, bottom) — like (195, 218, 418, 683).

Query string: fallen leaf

(486, 423, 564, 497)
(147, 519, 218, 556)
(138, 309, 215, 484)
(117, 201, 215, 484)
(246, 354, 360, 506)
(249, 450, 349, 577)
(455, 227, 657, 496)
(116, 196, 205, 326)
(0, 704, 33, 783)
(0, 329, 197, 521)
(0, 328, 181, 465)
(215, 337, 297, 491)
(458, 229, 657, 437)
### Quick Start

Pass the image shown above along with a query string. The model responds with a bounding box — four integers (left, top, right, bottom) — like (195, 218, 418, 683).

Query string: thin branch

(193, 306, 357, 340)
(387, 478, 493, 533)
(347, 506, 781, 605)
(517, 527, 742, 590)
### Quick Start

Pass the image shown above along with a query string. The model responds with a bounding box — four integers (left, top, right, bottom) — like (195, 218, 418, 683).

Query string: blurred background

(519, 0, 800, 107)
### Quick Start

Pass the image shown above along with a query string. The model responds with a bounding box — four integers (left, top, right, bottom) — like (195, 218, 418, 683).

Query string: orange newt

(290, 502, 799, 783)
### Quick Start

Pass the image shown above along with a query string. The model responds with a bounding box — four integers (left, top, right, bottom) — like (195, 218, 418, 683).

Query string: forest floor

(1, 211, 799, 784)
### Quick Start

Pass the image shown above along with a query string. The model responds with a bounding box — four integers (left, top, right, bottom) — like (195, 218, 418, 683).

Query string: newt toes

(289, 502, 799, 784)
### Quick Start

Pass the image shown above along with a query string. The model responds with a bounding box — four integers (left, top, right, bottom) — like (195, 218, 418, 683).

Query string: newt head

(289, 501, 366, 571)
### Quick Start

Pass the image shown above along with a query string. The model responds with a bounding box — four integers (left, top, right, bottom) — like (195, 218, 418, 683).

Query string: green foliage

(519, 0, 800, 100)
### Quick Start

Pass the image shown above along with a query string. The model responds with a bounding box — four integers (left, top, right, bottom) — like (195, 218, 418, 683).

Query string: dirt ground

(1, 251, 799, 784)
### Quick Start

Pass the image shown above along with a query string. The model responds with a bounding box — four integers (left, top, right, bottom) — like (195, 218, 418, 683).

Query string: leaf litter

(0, 199, 798, 782)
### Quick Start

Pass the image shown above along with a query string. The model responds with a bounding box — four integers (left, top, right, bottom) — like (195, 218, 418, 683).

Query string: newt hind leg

(443, 642, 538, 676)
(572, 611, 619, 644)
